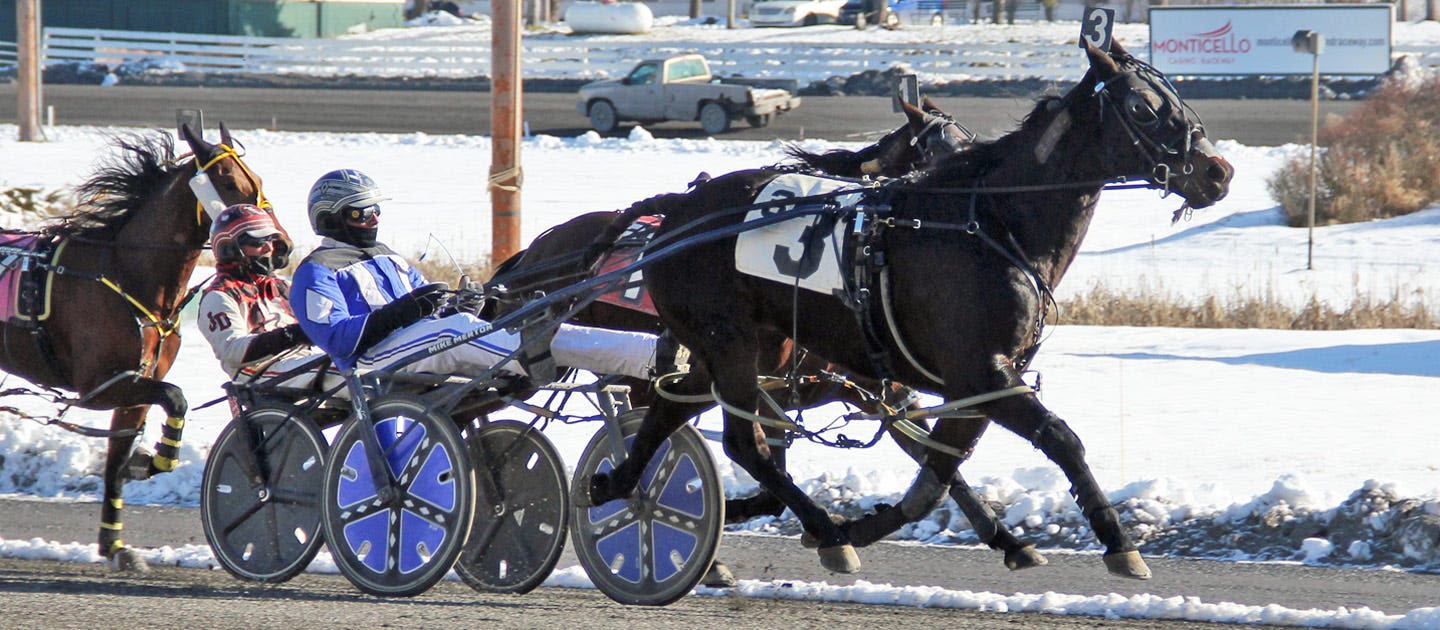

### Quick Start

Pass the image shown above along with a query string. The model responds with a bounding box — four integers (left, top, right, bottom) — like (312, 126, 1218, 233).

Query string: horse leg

(85, 376, 189, 569)
(723, 419, 788, 523)
(844, 416, 986, 548)
(885, 419, 1046, 570)
(949, 473, 1047, 570)
(988, 394, 1151, 580)
(99, 407, 145, 570)
(585, 371, 713, 506)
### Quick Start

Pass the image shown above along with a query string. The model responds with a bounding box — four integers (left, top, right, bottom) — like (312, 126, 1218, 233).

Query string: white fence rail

(24, 26, 1440, 85)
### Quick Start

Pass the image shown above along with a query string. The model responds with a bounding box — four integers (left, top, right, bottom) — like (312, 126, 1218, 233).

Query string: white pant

(355, 313, 660, 381)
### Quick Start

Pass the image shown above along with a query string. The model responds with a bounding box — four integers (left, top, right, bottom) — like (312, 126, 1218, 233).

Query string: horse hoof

(109, 547, 150, 573)
(1004, 544, 1048, 571)
(818, 545, 861, 574)
(702, 560, 737, 588)
(1103, 550, 1151, 580)
(122, 447, 155, 481)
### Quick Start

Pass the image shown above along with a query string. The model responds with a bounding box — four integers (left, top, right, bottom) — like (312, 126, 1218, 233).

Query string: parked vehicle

(838, 0, 968, 28)
(748, 0, 847, 27)
(576, 54, 802, 135)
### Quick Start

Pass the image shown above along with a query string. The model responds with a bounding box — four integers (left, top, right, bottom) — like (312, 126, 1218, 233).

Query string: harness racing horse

(488, 100, 1046, 572)
(0, 123, 272, 569)
(581, 41, 1233, 578)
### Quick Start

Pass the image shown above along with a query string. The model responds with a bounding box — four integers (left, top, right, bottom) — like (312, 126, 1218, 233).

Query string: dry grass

(0, 186, 73, 220)
(1268, 73, 1440, 227)
(1059, 282, 1437, 330)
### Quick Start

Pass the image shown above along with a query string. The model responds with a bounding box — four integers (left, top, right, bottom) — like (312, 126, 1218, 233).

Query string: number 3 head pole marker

(1079, 7, 1115, 52)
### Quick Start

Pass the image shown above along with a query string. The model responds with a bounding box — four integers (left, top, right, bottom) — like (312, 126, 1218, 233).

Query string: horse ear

(921, 95, 941, 113)
(218, 121, 233, 148)
(180, 122, 210, 153)
(900, 99, 927, 129)
(1109, 38, 1130, 58)
(1084, 40, 1122, 78)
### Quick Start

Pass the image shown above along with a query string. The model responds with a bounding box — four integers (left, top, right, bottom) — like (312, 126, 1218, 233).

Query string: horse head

(180, 121, 292, 266)
(856, 98, 973, 177)
(1082, 39, 1233, 208)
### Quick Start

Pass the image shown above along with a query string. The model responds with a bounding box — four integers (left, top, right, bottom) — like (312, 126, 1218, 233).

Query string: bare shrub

(1059, 282, 1437, 330)
(1269, 73, 1440, 226)
(1, 186, 73, 220)
(410, 253, 495, 287)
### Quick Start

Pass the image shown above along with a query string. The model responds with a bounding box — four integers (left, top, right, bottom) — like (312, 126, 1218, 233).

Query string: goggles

(238, 233, 280, 249)
(344, 204, 382, 224)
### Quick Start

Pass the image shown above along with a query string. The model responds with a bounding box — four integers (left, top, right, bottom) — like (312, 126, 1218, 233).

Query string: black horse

(487, 101, 1046, 571)
(581, 41, 1233, 578)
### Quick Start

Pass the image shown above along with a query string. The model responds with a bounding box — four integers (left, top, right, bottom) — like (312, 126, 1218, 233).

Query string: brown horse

(582, 41, 1233, 578)
(0, 123, 271, 569)
(486, 101, 1046, 572)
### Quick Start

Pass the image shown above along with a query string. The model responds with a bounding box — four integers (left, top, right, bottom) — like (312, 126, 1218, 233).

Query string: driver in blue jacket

(289, 169, 680, 380)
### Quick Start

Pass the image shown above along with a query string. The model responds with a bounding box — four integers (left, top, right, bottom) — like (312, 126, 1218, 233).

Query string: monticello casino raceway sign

(1148, 4, 1392, 76)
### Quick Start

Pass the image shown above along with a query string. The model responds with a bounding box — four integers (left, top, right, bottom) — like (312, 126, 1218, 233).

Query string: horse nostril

(1208, 160, 1234, 184)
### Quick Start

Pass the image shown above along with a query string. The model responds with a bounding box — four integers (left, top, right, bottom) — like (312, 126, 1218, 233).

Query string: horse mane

(917, 94, 1065, 185)
(782, 124, 909, 177)
(45, 132, 185, 240)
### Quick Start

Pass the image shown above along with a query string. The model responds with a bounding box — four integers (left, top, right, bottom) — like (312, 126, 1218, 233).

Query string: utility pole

(17, 0, 42, 142)
(490, 0, 524, 263)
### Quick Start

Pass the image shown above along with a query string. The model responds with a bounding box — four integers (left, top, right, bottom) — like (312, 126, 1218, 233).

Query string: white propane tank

(564, 1, 654, 34)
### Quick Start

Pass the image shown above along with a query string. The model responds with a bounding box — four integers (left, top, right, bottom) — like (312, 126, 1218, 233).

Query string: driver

(197, 203, 338, 389)
(289, 169, 683, 380)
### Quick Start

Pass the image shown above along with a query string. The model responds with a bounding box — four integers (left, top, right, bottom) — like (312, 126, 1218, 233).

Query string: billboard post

(1293, 30, 1325, 271)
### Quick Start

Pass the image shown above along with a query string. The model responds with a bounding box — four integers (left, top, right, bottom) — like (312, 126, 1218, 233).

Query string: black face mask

(245, 255, 276, 277)
(338, 221, 379, 248)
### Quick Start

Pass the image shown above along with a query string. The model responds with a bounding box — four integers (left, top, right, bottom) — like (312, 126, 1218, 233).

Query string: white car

(748, 0, 846, 26)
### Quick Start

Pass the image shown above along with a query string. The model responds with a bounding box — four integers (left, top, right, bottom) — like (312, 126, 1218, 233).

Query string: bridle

(191, 143, 271, 227)
(1092, 57, 1207, 193)
(910, 110, 974, 164)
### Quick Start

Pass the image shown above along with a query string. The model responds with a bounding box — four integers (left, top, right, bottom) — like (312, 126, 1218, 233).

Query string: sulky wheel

(321, 395, 474, 597)
(570, 408, 723, 606)
(201, 402, 327, 583)
(453, 420, 570, 595)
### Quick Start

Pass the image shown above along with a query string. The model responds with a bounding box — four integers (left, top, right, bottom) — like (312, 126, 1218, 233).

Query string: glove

(356, 282, 449, 353)
(242, 324, 306, 363)
(402, 281, 450, 319)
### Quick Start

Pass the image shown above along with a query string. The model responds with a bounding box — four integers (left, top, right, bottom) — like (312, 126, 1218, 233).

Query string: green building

(1, 0, 405, 41)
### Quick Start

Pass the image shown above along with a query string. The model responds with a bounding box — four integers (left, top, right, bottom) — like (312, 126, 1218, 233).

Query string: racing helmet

(210, 203, 284, 274)
(307, 169, 388, 247)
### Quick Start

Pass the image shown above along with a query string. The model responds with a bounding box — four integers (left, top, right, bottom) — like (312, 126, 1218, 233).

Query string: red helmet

(210, 204, 290, 270)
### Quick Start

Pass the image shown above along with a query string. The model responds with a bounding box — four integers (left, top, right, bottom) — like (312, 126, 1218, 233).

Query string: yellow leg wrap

(101, 520, 123, 531)
(165, 416, 185, 430)
(109, 539, 125, 555)
(151, 455, 178, 472)
(110, 497, 123, 510)
(160, 437, 182, 448)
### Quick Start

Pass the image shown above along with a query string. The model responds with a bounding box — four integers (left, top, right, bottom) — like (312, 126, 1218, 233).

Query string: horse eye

(1126, 94, 1159, 126)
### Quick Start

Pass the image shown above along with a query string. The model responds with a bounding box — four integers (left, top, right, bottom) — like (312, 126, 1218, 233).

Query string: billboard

(1148, 5, 1393, 76)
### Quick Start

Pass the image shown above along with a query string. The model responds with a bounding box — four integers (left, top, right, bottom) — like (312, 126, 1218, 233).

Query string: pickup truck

(576, 54, 802, 135)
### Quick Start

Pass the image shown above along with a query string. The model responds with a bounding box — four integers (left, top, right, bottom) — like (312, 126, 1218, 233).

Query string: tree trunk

(691, 0, 703, 18)
(407, 0, 431, 20)
(1427, 0, 1439, 22)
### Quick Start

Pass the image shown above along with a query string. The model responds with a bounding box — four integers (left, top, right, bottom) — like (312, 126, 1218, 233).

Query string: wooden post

(17, 0, 42, 142)
(490, 0, 524, 264)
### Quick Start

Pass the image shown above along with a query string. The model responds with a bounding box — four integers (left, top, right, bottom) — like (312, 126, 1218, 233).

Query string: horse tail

(582, 193, 676, 269)
(784, 144, 873, 178)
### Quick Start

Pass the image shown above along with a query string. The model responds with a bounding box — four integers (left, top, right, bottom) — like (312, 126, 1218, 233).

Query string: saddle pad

(735, 173, 861, 296)
(0, 232, 56, 323)
(595, 215, 661, 316)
